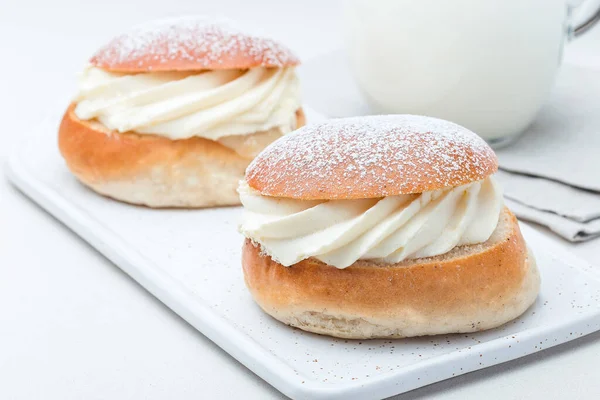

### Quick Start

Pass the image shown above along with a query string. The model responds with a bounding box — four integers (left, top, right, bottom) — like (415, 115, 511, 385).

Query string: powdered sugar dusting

(91, 16, 299, 71)
(246, 115, 498, 199)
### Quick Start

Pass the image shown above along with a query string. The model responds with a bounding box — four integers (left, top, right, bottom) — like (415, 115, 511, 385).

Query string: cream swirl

(73, 65, 301, 140)
(239, 177, 503, 269)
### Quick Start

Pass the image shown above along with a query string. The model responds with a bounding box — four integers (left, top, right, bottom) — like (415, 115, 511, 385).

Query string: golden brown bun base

(58, 104, 305, 208)
(242, 208, 540, 339)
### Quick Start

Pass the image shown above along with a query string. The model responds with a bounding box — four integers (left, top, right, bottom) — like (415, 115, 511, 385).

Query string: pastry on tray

(59, 17, 303, 207)
(239, 115, 540, 339)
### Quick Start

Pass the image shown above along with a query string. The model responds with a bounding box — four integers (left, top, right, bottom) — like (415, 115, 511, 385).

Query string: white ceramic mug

(344, 0, 600, 146)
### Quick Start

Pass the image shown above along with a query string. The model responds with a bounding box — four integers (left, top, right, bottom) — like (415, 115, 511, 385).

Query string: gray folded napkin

(498, 170, 600, 241)
(300, 54, 600, 242)
(493, 64, 600, 241)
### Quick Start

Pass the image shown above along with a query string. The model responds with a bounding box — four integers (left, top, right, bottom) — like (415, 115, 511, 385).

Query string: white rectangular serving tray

(7, 112, 600, 400)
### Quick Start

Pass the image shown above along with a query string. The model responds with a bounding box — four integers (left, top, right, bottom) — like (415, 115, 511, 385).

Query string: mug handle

(573, 1, 600, 37)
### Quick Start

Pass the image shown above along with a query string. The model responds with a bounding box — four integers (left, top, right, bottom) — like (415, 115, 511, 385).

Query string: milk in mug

(344, 0, 568, 144)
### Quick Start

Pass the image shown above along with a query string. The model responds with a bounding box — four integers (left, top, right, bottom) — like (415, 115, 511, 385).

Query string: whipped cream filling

(73, 65, 301, 140)
(239, 177, 504, 269)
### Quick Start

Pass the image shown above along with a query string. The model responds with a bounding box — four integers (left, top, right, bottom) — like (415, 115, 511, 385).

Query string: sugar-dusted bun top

(246, 115, 498, 200)
(90, 16, 300, 72)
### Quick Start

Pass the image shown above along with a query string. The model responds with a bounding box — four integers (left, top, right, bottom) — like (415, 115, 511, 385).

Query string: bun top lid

(246, 115, 498, 200)
(89, 16, 300, 72)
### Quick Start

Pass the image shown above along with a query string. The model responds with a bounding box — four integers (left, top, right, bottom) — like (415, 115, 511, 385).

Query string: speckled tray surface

(7, 113, 600, 400)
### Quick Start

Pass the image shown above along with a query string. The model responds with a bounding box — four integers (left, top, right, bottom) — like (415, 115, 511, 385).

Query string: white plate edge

(5, 121, 600, 400)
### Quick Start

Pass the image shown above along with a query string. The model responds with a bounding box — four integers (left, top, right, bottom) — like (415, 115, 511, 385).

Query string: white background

(2, 0, 600, 399)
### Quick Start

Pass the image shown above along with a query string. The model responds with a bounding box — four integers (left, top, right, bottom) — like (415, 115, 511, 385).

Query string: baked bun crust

(90, 17, 300, 73)
(242, 208, 540, 339)
(246, 115, 498, 200)
(58, 104, 305, 208)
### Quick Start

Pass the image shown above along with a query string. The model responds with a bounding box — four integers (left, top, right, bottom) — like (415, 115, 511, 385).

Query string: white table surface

(2, 1, 600, 399)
